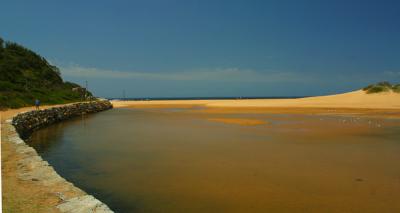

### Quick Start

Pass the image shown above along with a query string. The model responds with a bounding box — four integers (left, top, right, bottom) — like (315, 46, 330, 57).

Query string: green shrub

(0, 37, 90, 109)
(392, 84, 400, 93)
(377, 81, 392, 87)
(363, 82, 400, 94)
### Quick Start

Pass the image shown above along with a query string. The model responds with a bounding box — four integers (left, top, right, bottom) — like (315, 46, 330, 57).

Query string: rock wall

(12, 100, 113, 138)
(6, 100, 114, 213)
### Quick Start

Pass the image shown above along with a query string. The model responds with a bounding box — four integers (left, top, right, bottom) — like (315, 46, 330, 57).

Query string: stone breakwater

(13, 101, 113, 139)
(4, 101, 114, 213)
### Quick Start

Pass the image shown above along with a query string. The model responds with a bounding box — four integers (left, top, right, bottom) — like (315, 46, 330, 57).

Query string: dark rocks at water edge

(12, 100, 113, 138)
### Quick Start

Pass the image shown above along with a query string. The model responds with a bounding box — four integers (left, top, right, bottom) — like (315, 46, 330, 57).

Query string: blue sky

(1, 0, 399, 98)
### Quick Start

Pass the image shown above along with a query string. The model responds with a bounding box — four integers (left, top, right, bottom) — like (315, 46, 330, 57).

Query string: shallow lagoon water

(28, 108, 400, 212)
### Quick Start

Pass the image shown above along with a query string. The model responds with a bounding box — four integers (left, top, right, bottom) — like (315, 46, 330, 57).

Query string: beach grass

(363, 81, 400, 94)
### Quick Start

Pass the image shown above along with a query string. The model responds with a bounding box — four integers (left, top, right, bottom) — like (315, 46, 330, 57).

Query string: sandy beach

(112, 90, 400, 109)
(112, 90, 400, 119)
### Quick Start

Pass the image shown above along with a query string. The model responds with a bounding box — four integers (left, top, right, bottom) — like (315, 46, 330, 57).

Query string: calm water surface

(28, 108, 400, 212)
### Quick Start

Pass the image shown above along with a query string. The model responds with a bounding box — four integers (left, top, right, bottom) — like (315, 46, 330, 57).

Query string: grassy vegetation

(0, 37, 91, 109)
(363, 82, 400, 94)
(393, 84, 400, 93)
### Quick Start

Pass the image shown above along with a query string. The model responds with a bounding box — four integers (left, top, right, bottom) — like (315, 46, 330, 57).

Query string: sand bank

(112, 90, 400, 119)
(113, 90, 400, 109)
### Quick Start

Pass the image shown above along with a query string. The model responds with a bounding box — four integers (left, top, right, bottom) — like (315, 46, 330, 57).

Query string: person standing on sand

(35, 99, 40, 110)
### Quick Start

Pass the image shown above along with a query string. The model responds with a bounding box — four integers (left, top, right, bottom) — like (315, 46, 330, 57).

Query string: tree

(0, 37, 88, 108)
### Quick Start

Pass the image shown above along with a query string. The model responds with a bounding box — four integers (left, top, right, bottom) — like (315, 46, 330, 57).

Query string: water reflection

(28, 114, 89, 154)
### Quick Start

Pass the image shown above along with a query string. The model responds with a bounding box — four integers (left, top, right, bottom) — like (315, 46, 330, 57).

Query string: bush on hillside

(0, 37, 92, 109)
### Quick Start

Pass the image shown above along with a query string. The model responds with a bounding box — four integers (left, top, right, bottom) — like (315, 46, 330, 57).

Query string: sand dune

(112, 90, 400, 109)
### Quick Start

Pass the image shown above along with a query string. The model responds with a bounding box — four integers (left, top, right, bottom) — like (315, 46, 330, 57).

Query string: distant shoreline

(108, 96, 307, 101)
(111, 90, 400, 120)
(112, 90, 400, 110)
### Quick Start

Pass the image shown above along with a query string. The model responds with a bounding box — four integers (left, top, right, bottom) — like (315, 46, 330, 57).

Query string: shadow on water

(27, 111, 142, 212)
(28, 114, 89, 154)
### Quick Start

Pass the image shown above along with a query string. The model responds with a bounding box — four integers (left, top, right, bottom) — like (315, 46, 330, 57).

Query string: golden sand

(112, 90, 400, 110)
(112, 90, 400, 119)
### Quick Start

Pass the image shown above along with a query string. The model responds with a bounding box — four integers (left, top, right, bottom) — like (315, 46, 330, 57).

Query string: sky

(1, 0, 400, 98)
